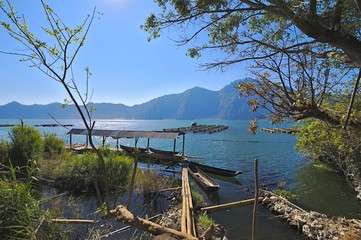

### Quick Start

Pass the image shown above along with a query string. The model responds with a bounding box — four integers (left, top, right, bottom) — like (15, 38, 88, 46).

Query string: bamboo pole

(185, 170, 192, 236)
(187, 175, 196, 236)
(181, 167, 187, 233)
(252, 158, 259, 240)
(200, 197, 264, 212)
(49, 219, 95, 224)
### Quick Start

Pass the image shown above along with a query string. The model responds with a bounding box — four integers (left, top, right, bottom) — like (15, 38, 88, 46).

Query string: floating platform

(163, 124, 228, 134)
(261, 127, 299, 134)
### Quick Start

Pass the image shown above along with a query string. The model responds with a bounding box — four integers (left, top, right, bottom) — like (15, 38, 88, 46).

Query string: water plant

(196, 212, 215, 230)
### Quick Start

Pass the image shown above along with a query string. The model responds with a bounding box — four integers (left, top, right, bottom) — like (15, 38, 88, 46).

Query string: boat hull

(190, 161, 242, 177)
(187, 163, 220, 191)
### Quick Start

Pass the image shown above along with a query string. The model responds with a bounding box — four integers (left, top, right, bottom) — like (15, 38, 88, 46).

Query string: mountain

(0, 79, 263, 120)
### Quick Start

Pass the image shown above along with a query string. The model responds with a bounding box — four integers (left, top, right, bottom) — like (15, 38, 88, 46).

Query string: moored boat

(119, 144, 148, 153)
(190, 161, 242, 177)
(187, 162, 220, 191)
(149, 147, 180, 155)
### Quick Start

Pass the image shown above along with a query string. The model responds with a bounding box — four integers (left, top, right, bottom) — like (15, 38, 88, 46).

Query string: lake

(1, 118, 360, 239)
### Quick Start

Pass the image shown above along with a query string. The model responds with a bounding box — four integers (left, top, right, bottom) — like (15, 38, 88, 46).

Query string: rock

(262, 191, 361, 239)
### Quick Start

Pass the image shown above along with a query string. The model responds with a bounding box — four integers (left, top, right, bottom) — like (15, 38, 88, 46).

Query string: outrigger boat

(187, 162, 220, 191)
(190, 161, 242, 177)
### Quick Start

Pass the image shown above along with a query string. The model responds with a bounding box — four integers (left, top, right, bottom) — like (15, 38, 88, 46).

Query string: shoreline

(262, 191, 361, 239)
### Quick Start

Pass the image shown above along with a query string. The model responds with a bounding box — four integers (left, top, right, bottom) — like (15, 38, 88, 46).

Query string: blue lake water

(1, 118, 360, 239)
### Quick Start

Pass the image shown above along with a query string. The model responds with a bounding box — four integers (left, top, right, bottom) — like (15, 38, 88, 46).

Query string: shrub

(8, 125, 44, 167)
(44, 133, 64, 157)
(0, 139, 9, 164)
(296, 119, 361, 184)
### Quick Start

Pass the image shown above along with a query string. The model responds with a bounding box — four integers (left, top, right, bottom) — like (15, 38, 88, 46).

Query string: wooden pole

(200, 197, 264, 212)
(181, 167, 187, 233)
(173, 139, 176, 154)
(252, 158, 259, 240)
(182, 134, 185, 156)
(49, 219, 95, 224)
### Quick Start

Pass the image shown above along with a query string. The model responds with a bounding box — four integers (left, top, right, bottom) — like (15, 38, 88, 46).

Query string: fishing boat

(149, 147, 180, 156)
(190, 161, 242, 177)
(119, 145, 148, 153)
(187, 162, 220, 191)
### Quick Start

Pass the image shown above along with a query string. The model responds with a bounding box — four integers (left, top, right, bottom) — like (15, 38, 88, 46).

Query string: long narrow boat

(187, 163, 220, 191)
(190, 161, 242, 177)
(119, 144, 148, 153)
(149, 147, 179, 155)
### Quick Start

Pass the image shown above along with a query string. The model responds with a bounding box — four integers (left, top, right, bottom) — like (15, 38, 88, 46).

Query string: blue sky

(0, 0, 247, 106)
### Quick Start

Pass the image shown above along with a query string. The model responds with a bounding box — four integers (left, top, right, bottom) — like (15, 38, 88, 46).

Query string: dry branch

(110, 205, 198, 240)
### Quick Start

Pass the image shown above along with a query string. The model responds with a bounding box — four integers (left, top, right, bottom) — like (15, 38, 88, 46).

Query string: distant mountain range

(0, 79, 264, 120)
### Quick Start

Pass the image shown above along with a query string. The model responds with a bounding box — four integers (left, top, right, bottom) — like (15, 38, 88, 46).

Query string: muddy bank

(262, 191, 361, 239)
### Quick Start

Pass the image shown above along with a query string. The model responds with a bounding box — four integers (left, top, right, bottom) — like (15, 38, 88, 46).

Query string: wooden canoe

(119, 145, 148, 153)
(187, 163, 220, 191)
(149, 147, 180, 155)
(190, 161, 242, 177)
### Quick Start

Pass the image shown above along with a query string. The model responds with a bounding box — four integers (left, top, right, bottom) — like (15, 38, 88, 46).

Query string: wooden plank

(200, 197, 264, 212)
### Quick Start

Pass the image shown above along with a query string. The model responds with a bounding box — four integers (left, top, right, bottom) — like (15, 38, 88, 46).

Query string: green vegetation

(296, 119, 361, 185)
(196, 212, 215, 230)
(0, 164, 65, 239)
(191, 189, 206, 208)
(0, 139, 9, 164)
(50, 151, 132, 192)
(273, 189, 298, 202)
(8, 124, 44, 167)
(313, 161, 338, 173)
(44, 133, 64, 158)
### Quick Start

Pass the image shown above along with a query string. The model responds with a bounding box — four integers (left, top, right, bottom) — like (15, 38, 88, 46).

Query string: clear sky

(0, 0, 247, 106)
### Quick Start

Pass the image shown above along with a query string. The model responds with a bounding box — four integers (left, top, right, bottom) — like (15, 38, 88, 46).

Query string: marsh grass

(49, 151, 133, 192)
(135, 168, 178, 194)
(0, 164, 66, 239)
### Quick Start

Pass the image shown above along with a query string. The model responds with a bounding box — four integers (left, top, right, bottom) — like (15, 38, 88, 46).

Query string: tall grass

(0, 163, 64, 239)
(53, 151, 133, 192)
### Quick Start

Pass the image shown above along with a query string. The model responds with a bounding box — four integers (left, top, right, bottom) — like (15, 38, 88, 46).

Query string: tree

(142, 0, 361, 127)
(0, 0, 111, 212)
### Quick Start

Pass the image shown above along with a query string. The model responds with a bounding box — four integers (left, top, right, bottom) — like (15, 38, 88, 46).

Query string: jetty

(261, 127, 299, 134)
(163, 123, 228, 134)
